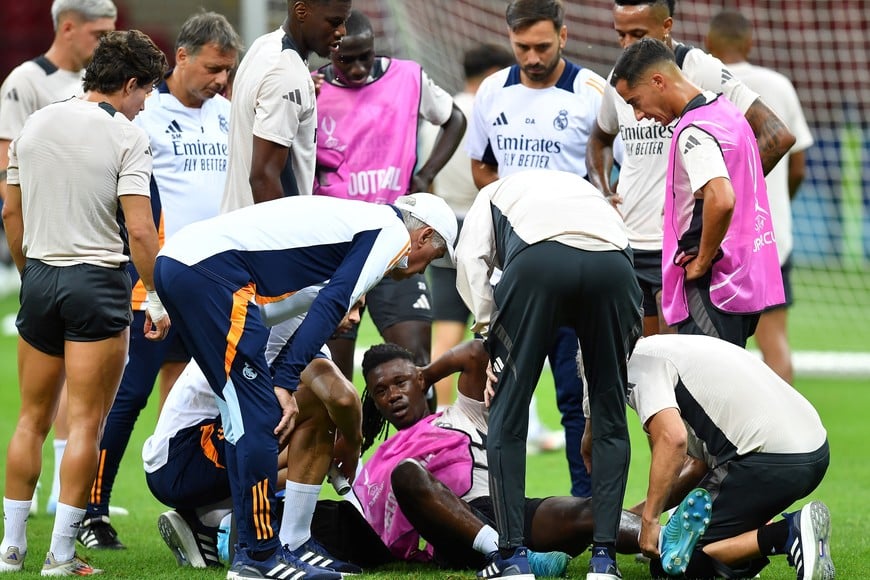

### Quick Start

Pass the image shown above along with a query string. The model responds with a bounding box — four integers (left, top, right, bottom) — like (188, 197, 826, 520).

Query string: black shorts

(632, 249, 663, 317)
(311, 496, 545, 570)
(17, 259, 132, 355)
(428, 264, 469, 323)
(766, 256, 794, 310)
(163, 331, 191, 363)
(677, 269, 759, 348)
(699, 441, 829, 544)
(333, 273, 432, 340)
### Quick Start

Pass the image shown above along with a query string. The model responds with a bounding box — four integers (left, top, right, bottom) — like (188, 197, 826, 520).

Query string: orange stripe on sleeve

(385, 240, 412, 274)
(199, 423, 225, 469)
(224, 283, 255, 378)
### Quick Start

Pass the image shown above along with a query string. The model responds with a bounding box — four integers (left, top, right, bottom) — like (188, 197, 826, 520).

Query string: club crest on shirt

(219, 114, 229, 134)
(553, 109, 569, 131)
(242, 362, 258, 380)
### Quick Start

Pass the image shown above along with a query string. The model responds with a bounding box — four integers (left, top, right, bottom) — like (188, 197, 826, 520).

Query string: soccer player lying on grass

(582, 334, 833, 580)
(142, 302, 366, 579)
(309, 340, 643, 577)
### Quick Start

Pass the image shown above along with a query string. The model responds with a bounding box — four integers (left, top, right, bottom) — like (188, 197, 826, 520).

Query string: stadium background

(2, 0, 868, 371)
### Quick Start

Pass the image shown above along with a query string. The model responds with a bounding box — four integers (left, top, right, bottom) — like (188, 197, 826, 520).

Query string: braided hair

(360, 343, 415, 453)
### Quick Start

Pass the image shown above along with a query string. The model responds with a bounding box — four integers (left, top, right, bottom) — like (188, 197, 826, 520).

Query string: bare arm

(586, 122, 617, 198)
(250, 135, 291, 204)
(640, 408, 688, 558)
(1, 182, 24, 272)
(412, 103, 467, 193)
(787, 150, 806, 200)
(301, 357, 363, 478)
(684, 177, 735, 281)
(471, 159, 499, 190)
(420, 339, 487, 402)
(744, 98, 796, 177)
(119, 194, 171, 340)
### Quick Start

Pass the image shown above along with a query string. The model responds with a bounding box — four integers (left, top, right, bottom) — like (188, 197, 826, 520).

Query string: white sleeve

(683, 49, 759, 114)
(117, 125, 153, 197)
(465, 78, 495, 162)
(253, 66, 310, 148)
(0, 71, 37, 141)
(626, 353, 681, 430)
(419, 70, 453, 126)
(597, 76, 621, 136)
(780, 81, 814, 152)
(677, 126, 730, 196)
(455, 188, 498, 335)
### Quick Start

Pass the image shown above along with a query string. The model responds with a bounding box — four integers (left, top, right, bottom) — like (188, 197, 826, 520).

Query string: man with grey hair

(76, 11, 242, 551)
(0, 0, 116, 519)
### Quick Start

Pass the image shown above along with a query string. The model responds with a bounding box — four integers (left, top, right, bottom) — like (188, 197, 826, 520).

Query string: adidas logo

(683, 134, 701, 154)
(283, 89, 302, 104)
(492, 356, 504, 374)
(165, 119, 182, 139)
(492, 112, 508, 126)
(4, 88, 18, 102)
(412, 294, 430, 310)
(721, 68, 733, 83)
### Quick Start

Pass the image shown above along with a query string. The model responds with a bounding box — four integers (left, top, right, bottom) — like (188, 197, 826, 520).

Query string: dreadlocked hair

(360, 343, 415, 453)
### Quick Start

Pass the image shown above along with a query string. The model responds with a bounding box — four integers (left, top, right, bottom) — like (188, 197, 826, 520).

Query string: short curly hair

(83, 30, 167, 94)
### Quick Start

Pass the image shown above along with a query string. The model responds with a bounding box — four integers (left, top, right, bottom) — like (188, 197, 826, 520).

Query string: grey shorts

(17, 259, 132, 355)
(632, 249, 663, 317)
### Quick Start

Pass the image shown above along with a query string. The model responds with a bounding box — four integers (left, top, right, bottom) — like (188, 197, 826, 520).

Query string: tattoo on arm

(745, 98, 796, 176)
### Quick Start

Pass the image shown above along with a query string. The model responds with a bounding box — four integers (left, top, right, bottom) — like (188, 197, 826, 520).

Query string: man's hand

(311, 72, 325, 97)
(581, 419, 593, 473)
(144, 290, 171, 340)
(273, 388, 299, 447)
(483, 360, 498, 407)
(639, 517, 662, 559)
(332, 431, 361, 483)
(683, 257, 712, 281)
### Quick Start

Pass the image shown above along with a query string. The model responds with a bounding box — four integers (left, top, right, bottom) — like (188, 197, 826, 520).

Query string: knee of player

(390, 458, 431, 498)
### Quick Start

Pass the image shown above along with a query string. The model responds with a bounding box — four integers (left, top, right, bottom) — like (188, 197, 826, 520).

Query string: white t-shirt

(8, 98, 151, 268)
(222, 28, 316, 211)
(627, 334, 827, 465)
(725, 61, 814, 263)
(0, 56, 83, 141)
(598, 46, 760, 250)
(467, 61, 605, 177)
(135, 84, 231, 239)
(435, 392, 489, 501)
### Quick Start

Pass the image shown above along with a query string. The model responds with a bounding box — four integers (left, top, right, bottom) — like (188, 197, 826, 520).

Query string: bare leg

(61, 332, 128, 507)
(529, 497, 641, 556)
(754, 307, 793, 384)
(157, 360, 187, 414)
(656, 290, 676, 335)
(701, 529, 762, 567)
(5, 338, 65, 500)
(54, 385, 70, 439)
(430, 321, 466, 407)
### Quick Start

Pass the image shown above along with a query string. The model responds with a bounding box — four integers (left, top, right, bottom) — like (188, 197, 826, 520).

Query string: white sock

(51, 439, 67, 501)
(2, 498, 32, 553)
(279, 481, 320, 550)
(527, 396, 543, 440)
(49, 503, 85, 562)
(472, 524, 499, 555)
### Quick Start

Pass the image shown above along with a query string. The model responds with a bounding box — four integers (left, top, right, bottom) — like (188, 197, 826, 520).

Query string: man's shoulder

(476, 66, 515, 94)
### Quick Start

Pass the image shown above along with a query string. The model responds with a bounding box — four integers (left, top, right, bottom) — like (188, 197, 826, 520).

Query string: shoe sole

(800, 501, 835, 580)
(158, 511, 207, 569)
(660, 488, 712, 576)
(587, 574, 621, 580)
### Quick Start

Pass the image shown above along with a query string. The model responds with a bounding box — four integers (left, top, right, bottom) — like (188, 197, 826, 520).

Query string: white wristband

(146, 290, 167, 323)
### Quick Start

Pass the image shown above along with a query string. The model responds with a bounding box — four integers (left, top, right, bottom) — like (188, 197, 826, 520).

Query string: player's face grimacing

(332, 33, 375, 86)
(367, 358, 429, 429)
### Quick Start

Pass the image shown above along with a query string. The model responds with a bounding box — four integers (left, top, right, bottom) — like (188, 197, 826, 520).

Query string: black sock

(499, 546, 518, 559)
(592, 542, 616, 560)
(249, 547, 277, 562)
(757, 520, 790, 556)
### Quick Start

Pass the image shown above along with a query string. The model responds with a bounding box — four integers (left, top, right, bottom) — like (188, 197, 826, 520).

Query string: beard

(522, 48, 562, 83)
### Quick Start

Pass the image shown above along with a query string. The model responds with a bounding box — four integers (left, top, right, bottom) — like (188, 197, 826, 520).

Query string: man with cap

(153, 192, 456, 580)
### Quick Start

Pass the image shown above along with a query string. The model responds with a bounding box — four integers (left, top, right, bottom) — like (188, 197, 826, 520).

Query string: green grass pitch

(0, 292, 866, 578)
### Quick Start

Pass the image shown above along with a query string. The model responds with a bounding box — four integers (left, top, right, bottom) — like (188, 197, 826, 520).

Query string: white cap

(393, 193, 458, 265)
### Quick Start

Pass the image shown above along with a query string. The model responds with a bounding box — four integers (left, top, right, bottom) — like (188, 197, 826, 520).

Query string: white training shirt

(135, 83, 231, 240)
(725, 61, 814, 263)
(222, 28, 316, 211)
(597, 46, 760, 250)
(425, 90, 478, 218)
(435, 392, 489, 502)
(627, 334, 827, 465)
(0, 56, 83, 141)
(8, 98, 151, 268)
(467, 61, 605, 177)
